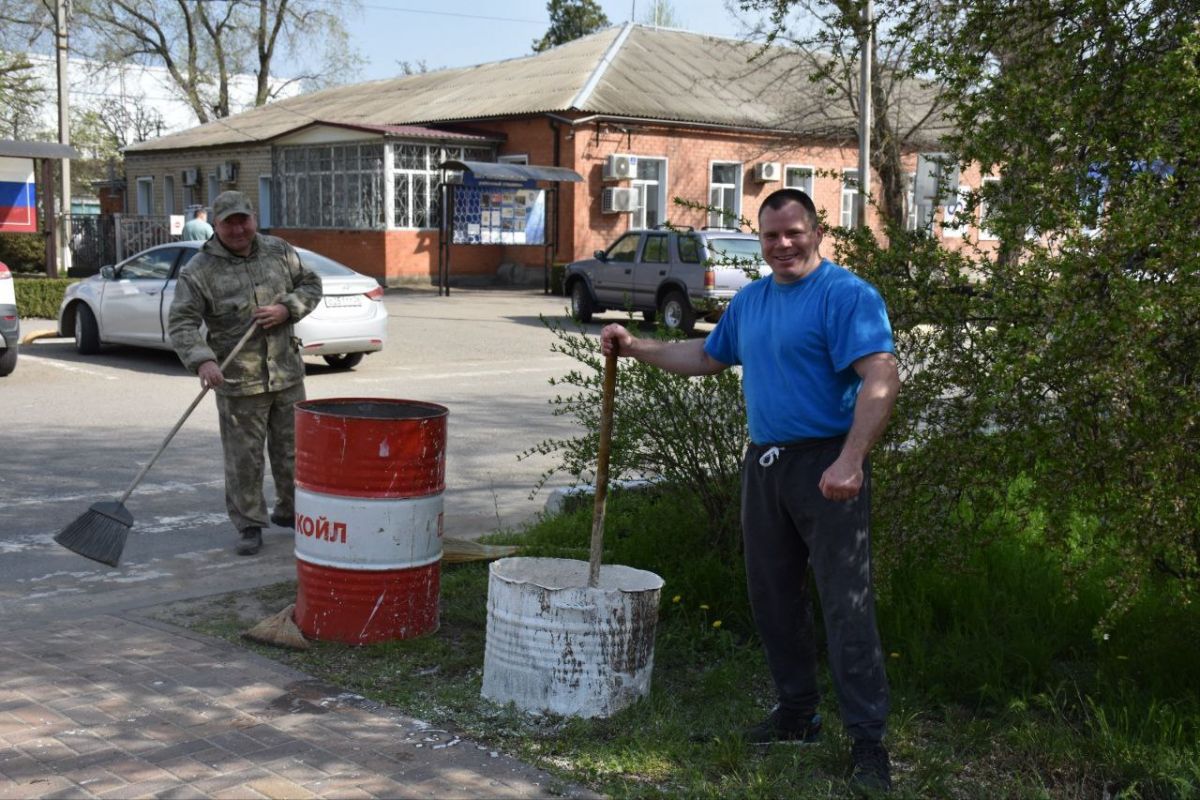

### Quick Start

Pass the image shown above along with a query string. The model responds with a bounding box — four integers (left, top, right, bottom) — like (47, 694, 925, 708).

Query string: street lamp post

(55, 0, 73, 275)
(856, 0, 873, 230)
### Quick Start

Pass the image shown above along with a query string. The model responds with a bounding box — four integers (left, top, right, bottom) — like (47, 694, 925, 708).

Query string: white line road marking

(351, 364, 563, 384)
(19, 355, 120, 379)
(5, 479, 224, 508)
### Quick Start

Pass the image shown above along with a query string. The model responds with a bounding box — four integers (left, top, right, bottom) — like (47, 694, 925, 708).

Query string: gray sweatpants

(741, 438, 890, 742)
(215, 382, 306, 533)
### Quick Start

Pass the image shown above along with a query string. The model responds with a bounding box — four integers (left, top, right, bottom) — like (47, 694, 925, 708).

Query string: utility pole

(55, 0, 72, 275)
(855, 0, 873, 230)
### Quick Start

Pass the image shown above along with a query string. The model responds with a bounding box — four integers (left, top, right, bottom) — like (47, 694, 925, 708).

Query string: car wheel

(74, 304, 101, 354)
(570, 281, 595, 323)
(0, 343, 16, 377)
(322, 353, 365, 370)
(659, 291, 696, 334)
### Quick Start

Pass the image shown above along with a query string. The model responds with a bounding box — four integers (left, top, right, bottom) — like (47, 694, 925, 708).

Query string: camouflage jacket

(168, 234, 322, 397)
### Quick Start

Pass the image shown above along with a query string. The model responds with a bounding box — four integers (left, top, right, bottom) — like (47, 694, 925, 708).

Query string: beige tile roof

(126, 24, 948, 153)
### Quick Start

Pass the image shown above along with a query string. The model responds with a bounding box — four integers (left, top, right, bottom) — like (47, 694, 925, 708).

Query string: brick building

(122, 23, 968, 287)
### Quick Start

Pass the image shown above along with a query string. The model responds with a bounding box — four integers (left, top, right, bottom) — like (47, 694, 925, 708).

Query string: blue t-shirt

(704, 258, 895, 444)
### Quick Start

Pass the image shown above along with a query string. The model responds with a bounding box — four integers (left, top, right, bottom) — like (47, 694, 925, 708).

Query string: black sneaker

(270, 512, 295, 528)
(744, 706, 822, 745)
(850, 739, 892, 793)
(236, 527, 263, 556)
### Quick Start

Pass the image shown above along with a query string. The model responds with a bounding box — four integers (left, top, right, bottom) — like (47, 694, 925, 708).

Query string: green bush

(14, 276, 72, 319)
(0, 232, 46, 273)
(521, 316, 747, 554)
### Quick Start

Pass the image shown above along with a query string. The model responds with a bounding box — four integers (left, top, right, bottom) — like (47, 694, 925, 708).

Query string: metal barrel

(292, 398, 447, 644)
(481, 557, 664, 719)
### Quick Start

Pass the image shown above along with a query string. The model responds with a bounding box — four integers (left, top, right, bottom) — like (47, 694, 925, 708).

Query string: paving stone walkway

(0, 615, 597, 799)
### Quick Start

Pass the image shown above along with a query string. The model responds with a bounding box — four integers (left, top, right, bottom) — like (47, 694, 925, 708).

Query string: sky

(340, 0, 759, 81)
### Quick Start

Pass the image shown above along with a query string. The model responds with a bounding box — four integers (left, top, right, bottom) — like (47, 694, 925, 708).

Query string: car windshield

(297, 249, 357, 277)
(705, 238, 763, 262)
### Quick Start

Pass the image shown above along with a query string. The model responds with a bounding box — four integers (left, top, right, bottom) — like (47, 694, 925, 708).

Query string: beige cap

(211, 190, 254, 222)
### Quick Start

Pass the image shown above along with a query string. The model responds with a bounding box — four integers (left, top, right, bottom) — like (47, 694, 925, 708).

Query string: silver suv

(0, 260, 18, 377)
(563, 227, 765, 334)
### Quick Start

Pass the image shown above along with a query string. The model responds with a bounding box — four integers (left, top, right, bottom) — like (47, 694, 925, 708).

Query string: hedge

(14, 276, 73, 320)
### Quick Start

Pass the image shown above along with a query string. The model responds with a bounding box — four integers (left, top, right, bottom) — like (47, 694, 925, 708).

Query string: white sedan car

(58, 241, 387, 370)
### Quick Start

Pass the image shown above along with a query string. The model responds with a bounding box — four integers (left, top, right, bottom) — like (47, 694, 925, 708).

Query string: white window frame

(394, 142, 493, 230)
(784, 164, 815, 197)
(258, 175, 273, 228)
(840, 168, 860, 228)
(903, 172, 919, 231)
(941, 184, 972, 238)
(632, 156, 668, 229)
(136, 177, 154, 215)
(498, 154, 529, 165)
(979, 177, 1000, 240)
(163, 175, 175, 215)
(207, 173, 220, 207)
(708, 161, 741, 229)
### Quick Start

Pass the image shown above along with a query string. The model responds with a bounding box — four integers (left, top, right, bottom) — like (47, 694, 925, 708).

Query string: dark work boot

(744, 706, 822, 745)
(850, 739, 892, 794)
(236, 527, 263, 556)
(269, 511, 295, 528)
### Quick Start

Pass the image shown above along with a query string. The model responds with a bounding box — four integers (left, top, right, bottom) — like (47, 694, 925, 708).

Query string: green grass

(171, 487, 1200, 799)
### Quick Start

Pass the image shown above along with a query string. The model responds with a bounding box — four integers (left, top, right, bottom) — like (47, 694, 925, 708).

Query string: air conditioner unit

(601, 187, 638, 214)
(181, 168, 199, 187)
(603, 153, 638, 181)
(754, 162, 782, 182)
(218, 161, 238, 182)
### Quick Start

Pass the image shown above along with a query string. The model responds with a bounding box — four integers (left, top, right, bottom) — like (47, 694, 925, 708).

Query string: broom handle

(116, 322, 260, 505)
(588, 346, 619, 588)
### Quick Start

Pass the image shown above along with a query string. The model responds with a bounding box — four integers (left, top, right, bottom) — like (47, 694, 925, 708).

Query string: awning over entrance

(438, 160, 583, 184)
(435, 161, 583, 296)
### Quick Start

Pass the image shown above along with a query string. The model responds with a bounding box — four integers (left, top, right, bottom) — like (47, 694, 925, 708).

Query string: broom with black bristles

(55, 322, 260, 567)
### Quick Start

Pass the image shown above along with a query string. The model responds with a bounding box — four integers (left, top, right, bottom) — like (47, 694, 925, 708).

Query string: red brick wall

(279, 117, 996, 282)
(276, 227, 541, 286)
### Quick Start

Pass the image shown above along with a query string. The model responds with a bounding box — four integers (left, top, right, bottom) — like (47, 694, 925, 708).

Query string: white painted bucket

(481, 556, 664, 719)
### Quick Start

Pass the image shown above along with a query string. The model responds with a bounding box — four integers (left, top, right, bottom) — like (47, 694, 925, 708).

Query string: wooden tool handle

(588, 347, 619, 588)
(117, 322, 260, 504)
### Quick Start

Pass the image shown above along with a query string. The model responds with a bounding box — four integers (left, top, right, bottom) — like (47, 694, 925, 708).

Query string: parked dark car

(563, 227, 765, 334)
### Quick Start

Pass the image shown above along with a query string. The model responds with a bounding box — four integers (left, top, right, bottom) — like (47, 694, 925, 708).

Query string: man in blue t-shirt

(600, 188, 900, 793)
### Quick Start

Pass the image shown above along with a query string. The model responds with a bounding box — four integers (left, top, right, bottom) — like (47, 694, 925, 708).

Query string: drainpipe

(546, 114, 568, 263)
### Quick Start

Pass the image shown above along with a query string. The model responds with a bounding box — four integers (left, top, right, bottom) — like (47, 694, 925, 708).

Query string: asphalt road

(0, 288, 598, 629)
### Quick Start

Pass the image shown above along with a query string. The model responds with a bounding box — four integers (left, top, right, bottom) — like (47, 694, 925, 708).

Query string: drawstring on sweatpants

(758, 446, 781, 467)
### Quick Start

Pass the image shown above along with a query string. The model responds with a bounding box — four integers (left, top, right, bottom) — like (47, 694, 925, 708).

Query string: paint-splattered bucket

(292, 398, 447, 644)
(481, 557, 664, 718)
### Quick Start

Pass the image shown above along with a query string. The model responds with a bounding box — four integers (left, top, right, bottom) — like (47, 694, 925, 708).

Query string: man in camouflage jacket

(169, 191, 322, 555)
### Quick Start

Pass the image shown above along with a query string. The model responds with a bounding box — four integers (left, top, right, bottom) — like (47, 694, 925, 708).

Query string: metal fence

(67, 214, 116, 276)
(113, 214, 174, 262)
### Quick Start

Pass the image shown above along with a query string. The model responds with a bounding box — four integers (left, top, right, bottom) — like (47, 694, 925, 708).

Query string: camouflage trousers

(215, 381, 306, 533)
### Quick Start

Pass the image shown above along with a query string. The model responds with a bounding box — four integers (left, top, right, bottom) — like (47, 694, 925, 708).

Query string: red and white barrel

(292, 398, 447, 644)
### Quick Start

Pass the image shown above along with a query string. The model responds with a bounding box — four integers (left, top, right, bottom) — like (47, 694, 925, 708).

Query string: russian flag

(0, 157, 37, 234)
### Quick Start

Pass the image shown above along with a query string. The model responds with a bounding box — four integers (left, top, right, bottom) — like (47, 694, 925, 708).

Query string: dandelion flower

(672, 595, 681, 604)
(700, 604, 710, 610)
(712, 620, 723, 629)
(890, 652, 901, 659)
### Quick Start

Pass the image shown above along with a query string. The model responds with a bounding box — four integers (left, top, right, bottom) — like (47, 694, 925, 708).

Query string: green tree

(837, 0, 1200, 620)
(639, 0, 683, 28)
(737, 0, 952, 227)
(532, 0, 610, 53)
(0, 0, 52, 138)
(70, 0, 363, 124)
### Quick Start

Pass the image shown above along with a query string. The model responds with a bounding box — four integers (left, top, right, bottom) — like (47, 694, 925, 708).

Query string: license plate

(325, 295, 362, 308)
